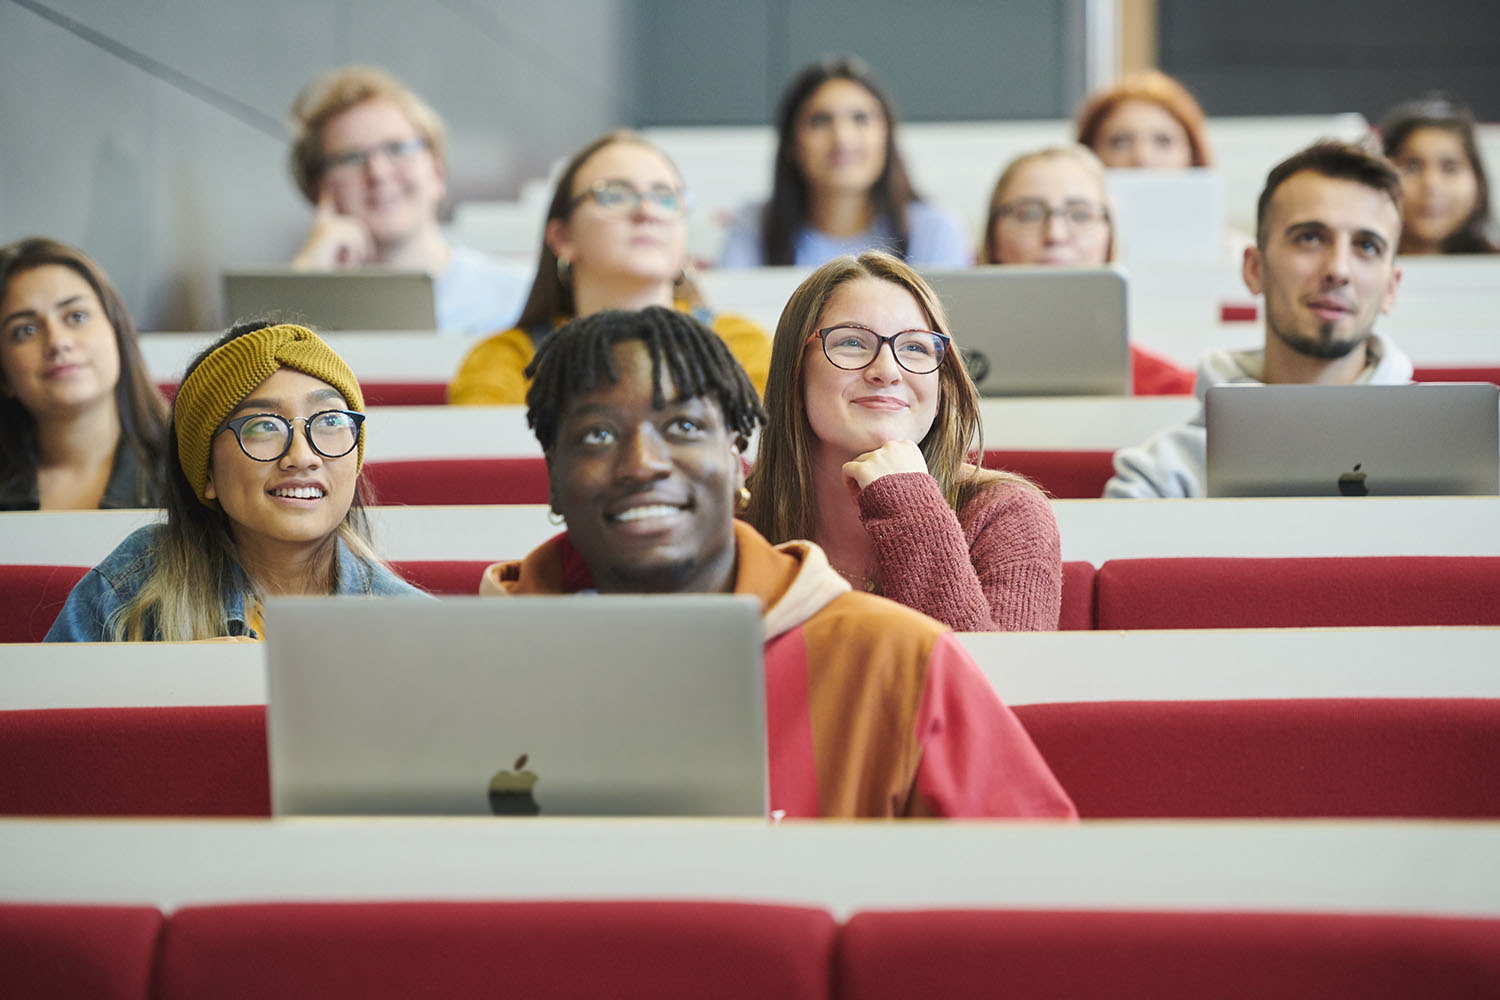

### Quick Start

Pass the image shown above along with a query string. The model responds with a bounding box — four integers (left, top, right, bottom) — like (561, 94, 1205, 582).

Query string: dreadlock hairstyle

(744, 251, 1036, 547)
(110, 320, 386, 641)
(524, 306, 765, 454)
(0, 236, 168, 508)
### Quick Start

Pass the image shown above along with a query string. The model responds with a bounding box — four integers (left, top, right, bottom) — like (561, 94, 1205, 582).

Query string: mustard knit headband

(175, 324, 366, 506)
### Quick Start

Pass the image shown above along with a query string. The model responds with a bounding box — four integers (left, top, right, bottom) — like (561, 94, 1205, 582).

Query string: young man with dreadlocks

(479, 306, 1075, 820)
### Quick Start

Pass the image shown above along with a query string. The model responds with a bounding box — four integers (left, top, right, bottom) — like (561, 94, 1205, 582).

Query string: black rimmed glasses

(218, 410, 366, 463)
(567, 179, 690, 217)
(322, 137, 429, 174)
(993, 198, 1107, 229)
(806, 325, 950, 375)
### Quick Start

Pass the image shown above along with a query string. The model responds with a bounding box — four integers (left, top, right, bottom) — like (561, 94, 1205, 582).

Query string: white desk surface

(5, 496, 1500, 566)
(5, 627, 1498, 711)
(1, 817, 1496, 918)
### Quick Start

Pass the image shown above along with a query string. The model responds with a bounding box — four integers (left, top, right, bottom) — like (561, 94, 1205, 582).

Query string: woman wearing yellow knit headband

(47, 321, 423, 642)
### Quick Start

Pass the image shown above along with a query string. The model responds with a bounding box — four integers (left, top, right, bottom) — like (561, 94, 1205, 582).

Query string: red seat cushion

(0, 903, 163, 1000)
(1014, 697, 1500, 818)
(0, 564, 89, 642)
(0, 705, 269, 817)
(157, 901, 836, 1000)
(1413, 366, 1500, 387)
(839, 908, 1500, 999)
(362, 457, 549, 505)
(1095, 555, 1500, 630)
(983, 450, 1116, 499)
(1057, 560, 1095, 630)
(389, 560, 493, 595)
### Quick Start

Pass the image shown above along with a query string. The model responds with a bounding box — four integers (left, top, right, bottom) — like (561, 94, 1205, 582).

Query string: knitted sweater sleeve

(857, 472, 1062, 631)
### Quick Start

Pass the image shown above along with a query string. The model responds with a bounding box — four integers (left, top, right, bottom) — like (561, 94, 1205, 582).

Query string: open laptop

(1206, 382, 1500, 497)
(223, 268, 437, 331)
(264, 595, 767, 816)
(1105, 168, 1228, 265)
(920, 267, 1130, 396)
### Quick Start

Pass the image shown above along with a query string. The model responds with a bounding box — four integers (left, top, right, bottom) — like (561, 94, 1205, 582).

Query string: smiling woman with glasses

(448, 129, 770, 406)
(46, 321, 423, 643)
(744, 251, 1062, 632)
(285, 65, 527, 335)
(979, 144, 1195, 396)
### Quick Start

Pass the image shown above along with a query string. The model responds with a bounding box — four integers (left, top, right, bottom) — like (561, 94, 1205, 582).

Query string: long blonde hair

(744, 251, 1033, 544)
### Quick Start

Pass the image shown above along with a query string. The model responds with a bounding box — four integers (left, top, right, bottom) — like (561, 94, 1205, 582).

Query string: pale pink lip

(852, 396, 908, 411)
(45, 363, 85, 379)
(1307, 298, 1352, 320)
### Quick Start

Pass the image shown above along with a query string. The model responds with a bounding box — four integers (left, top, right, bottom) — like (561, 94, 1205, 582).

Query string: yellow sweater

(448, 303, 771, 405)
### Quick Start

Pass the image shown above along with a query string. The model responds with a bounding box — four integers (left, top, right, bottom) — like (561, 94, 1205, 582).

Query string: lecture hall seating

(0, 902, 163, 1000)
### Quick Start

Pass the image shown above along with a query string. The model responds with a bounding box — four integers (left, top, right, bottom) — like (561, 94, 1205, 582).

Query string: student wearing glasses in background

(47, 322, 423, 642)
(744, 252, 1062, 632)
(979, 145, 1195, 395)
(287, 66, 527, 335)
(448, 130, 770, 404)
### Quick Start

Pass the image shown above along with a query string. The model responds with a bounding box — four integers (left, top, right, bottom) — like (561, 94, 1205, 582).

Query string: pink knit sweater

(856, 472, 1062, 631)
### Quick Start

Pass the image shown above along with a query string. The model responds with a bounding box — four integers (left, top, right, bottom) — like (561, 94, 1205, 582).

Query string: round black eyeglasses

(217, 410, 366, 463)
(806, 325, 950, 375)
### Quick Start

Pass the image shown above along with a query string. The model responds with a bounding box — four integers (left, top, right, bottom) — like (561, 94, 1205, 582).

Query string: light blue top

(718, 200, 972, 269)
(44, 523, 427, 642)
(434, 243, 529, 336)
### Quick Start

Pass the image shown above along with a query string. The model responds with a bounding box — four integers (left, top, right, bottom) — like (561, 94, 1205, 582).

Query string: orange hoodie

(481, 520, 1077, 819)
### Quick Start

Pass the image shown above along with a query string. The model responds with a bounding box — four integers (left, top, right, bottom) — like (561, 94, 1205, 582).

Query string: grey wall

(631, 0, 1085, 125)
(1, 0, 634, 331)
(1158, 0, 1500, 123)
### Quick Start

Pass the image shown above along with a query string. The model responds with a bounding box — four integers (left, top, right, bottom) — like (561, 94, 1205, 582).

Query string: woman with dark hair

(0, 237, 168, 510)
(719, 54, 968, 268)
(1379, 95, 1499, 255)
(46, 321, 422, 642)
(743, 252, 1061, 631)
(1075, 70, 1212, 169)
(449, 129, 769, 404)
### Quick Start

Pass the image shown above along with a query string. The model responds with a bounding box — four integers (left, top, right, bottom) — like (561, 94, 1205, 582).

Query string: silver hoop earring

(547, 509, 566, 526)
(555, 257, 573, 286)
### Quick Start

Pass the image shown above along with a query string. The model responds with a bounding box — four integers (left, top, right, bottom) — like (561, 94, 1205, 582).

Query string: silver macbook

(1206, 382, 1500, 498)
(1105, 168, 1228, 265)
(223, 268, 436, 331)
(265, 595, 768, 817)
(920, 267, 1130, 396)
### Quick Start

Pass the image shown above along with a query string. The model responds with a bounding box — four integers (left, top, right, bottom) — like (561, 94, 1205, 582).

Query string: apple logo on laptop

(1338, 463, 1369, 497)
(488, 754, 540, 815)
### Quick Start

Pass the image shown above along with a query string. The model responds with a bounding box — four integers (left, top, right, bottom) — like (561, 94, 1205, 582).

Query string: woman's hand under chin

(842, 439, 930, 496)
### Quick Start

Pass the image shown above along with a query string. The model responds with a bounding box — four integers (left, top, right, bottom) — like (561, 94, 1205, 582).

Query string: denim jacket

(44, 523, 425, 642)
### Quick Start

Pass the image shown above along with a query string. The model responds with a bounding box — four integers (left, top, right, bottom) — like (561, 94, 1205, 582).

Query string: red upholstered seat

(1058, 560, 1096, 630)
(157, 901, 836, 1000)
(0, 903, 164, 1000)
(0, 705, 269, 817)
(1095, 555, 1500, 630)
(0, 564, 89, 642)
(983, 449, 1116, 499)
(838, 909, 1500, 999)
(1014, 697, 1500, 819)
(389, 559, 494, 595)
(362, 457, 549, 505)
(1413, 366, 1500, 387)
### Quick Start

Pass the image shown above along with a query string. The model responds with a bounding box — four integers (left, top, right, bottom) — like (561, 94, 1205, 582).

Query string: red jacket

(482, 521, 1077, 820)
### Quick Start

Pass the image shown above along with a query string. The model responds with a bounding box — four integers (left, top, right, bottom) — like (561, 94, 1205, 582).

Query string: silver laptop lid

(223, 269, 437, 331)
(921, 267, 1131, 396)
(1206, 382, 1500, 498)
(265, 594, 767, 817)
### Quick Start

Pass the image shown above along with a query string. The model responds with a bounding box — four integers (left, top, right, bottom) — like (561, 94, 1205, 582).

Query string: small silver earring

(555, 257, 573, 286)
(547, 509, 565, 526)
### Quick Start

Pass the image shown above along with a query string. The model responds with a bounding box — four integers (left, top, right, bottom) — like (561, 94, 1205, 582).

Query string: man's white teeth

(272, 486, 324, 499)
(614, 504, 679, 522)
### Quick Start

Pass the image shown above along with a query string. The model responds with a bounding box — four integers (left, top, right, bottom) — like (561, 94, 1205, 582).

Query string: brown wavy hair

(0, 237, 168, 506)
(744, 251, 1033, 545)
(1075, 70, 1213, 167)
